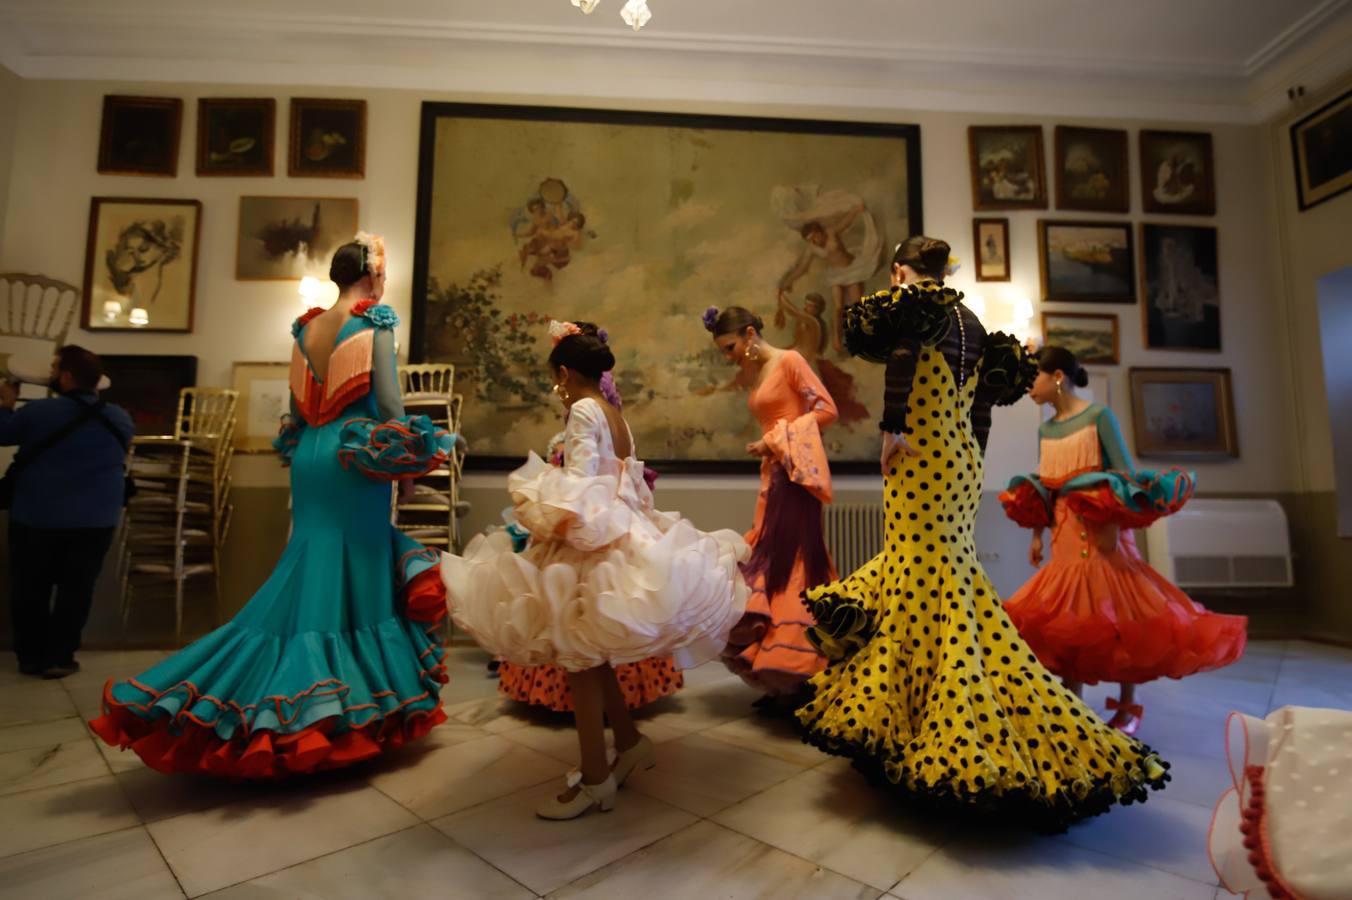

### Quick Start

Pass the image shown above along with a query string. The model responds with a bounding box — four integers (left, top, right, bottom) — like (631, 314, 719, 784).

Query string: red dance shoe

(1105, 697, 1144, 736)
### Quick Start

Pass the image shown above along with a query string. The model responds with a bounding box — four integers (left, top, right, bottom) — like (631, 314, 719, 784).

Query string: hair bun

(919, 239, 951, 278)
(1073, 367, 1090, 388)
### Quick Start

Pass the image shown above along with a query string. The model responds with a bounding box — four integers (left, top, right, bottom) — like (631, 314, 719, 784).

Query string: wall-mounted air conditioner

(1144, 499, 1293, 589)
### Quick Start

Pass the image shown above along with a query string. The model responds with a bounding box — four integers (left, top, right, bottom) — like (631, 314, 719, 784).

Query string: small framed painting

(82, 197, 202, 333)
(972, 217, 1010, 282)
(1037, 219, 1135, 303)
(1290, 86, 1352, 211)
(1041, 311, 1119, 365)
(1128, 367, 1238, 459)
(236, 196, 360, 281)
(1139, 130, 1216, 216)
(967, 125, 1047, 210)
(99, 355, 198, 437)
(1140, 223, 1220, 351)
(197, 98, 275, 177)
(97, 96, 183, 177)
(1054, 126, 1130, 213)
(231, 361, 292, 452)
(289, 98, 366, 178)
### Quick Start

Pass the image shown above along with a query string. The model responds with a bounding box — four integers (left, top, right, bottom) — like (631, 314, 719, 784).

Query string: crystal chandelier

(571, 0, 652, 31)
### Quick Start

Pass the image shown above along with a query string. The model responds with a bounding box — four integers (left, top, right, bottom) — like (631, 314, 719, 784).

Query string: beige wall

(0, 64, 21, 252)
(0, 75, 1320, 642)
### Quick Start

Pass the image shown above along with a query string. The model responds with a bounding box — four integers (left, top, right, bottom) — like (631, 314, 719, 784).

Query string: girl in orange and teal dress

(1000, 345, 1247, 734)
(90, 235, 456, 778)
(495, 324, 684, 714)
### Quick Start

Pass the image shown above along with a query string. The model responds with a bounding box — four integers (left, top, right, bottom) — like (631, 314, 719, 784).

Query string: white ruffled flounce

(442, 454, 749, 671)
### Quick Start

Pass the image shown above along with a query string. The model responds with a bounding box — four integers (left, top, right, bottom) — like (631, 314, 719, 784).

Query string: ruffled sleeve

(843, 283, 959, 364)
(563, 398, 603, 478)
(273, 409, 303, 466)
(999, 475, 1053, 530)
(976, 332, 1038, 408)
(781, 351, 837, 431)
(762, 412, 833, 504)
(336, 415, 457, 481)
(1059, 408, 1196, 528)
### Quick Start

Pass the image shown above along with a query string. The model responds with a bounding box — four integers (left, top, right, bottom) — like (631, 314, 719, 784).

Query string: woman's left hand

(746, 439, 770, 457)
(880, 431, 920, 474)
(1094, 522, 1120, 554)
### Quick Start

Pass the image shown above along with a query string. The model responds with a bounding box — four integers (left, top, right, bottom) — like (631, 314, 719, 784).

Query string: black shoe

(42, 661, 80, 680)
(19, 663, 45, 677)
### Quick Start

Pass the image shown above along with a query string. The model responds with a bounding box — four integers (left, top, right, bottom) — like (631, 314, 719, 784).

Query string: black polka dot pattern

(796, 349, 1169, 831)
(497, 659, 684, 713)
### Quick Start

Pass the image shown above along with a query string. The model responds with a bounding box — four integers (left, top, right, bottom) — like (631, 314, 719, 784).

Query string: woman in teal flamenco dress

(90, 235, 458, 778)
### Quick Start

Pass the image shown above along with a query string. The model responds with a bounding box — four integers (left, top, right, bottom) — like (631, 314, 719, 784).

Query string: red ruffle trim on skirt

(89, 681, 446, 780)
(497, 658, 683, 713)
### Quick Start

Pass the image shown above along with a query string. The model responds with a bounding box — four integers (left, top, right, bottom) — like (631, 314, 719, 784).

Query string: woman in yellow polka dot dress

(796, 236, 1170, 831)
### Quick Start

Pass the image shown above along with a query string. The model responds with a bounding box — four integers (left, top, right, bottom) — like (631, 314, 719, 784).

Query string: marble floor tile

(551, 820, 881, 900)
(205, 825, 532, 900)
(0, 738, 109, 796)
(1266, 679, 1352, 713)
(116, 767, 262, 824)
(443, 696, 536, 734)
(702, 713, 833, 768)
(626, 732, 806, 817)
(0, 775, 140, 859)
(0, 716, 95, 754)
(368, 733, 567, 820)
(893, 832, 1217, 900)
(147, 780, 418, 897)
(713, 765, 953, 891)
(634, 680, 762, 734)
(0, 680, 79, 727)
(678, 660, 742, 689)
(1055, 794, 1218, 885)
(0, 826, 183, 900)
(434, 780, 696, 896)
(1158, 747, 1235, 811)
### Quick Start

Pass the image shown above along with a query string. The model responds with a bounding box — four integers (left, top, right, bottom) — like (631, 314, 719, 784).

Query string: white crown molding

(1243, 0, 1352, 75)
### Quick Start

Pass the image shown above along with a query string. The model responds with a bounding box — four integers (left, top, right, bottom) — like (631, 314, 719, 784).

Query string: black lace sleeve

(879, 340, 920, 433)
(843, 285, 957, 365)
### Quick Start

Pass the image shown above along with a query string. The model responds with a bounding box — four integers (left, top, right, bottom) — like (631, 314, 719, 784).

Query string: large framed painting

(967, 125, 1047, 210)
(99, 355, 198, 437)
(1128, 367, 1238, 459)
(1054, 126, 1130, 213)
(1290, 86, 1352, 212)
(411, 103, 923, 472)
(82, 197, 202, 332)
(231, 361, 291, 452)
(1140, 223, 1220, 351)
(1037, 219, 1135, 303)
(1139, 130, 1216, 216)
(236, 196, 359, 281)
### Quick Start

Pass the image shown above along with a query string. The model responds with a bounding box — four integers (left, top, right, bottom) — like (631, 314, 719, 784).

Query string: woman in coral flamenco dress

(90, 235, 457, 778)
(495, 324, 684, 714)
(702, 305, 836, 706)
(796, 236, 1170, 831)
(442, 322, 748, 819)
(1000, 345, 1247, 735)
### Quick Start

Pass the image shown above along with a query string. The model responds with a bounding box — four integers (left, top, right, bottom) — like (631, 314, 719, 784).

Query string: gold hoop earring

(1056, 379, 1063, 396)
(744, 342, 760, 362)
(553, 384, 570, 403)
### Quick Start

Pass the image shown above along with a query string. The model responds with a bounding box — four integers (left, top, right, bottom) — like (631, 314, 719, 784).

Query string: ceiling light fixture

(571, 0, 652, 31)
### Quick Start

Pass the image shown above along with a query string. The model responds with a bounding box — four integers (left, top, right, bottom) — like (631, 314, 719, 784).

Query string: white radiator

(1144, 498, 1293, 589)
(824, 503, 886, 577)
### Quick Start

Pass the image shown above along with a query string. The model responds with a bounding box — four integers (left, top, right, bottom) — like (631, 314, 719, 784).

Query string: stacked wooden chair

(119, 388, 238, 643)
(394, 363, 468, 553)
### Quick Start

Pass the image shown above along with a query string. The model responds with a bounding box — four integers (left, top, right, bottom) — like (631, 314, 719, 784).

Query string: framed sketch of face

(82, 197, 202, 333)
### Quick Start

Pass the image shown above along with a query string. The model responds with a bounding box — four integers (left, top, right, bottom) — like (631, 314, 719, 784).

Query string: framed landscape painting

(1140, 223, 1220, 351)
(82, 197, 202, 332)
(967, 126, 1047, 210)
(1041, 311, 1118, 365)
(1139, 130, 1216, 216)
(1037, 219, 1135, 303)
(236, 196, 359, 281)
(99, 355, 198, 436)
(411, 103, 923, 472)
(1290, 86, 1352, 211)
(1128, 367, 1238, 459)
(1055, 126, 1130, 213)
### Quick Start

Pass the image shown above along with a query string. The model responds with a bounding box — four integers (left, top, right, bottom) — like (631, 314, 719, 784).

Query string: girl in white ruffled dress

(441, 321, 749, 819)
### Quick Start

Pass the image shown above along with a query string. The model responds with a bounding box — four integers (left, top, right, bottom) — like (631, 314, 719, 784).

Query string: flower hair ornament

(944, 256, 961, 278)
(549, 320, 583, 345)
(702, 306, 720, 333)
(354, 231, 387, 278)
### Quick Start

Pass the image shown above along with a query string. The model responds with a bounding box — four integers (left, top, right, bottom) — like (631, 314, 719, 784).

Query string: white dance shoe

(536, 771, 617, 820)
(610, 735, 656, 786)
